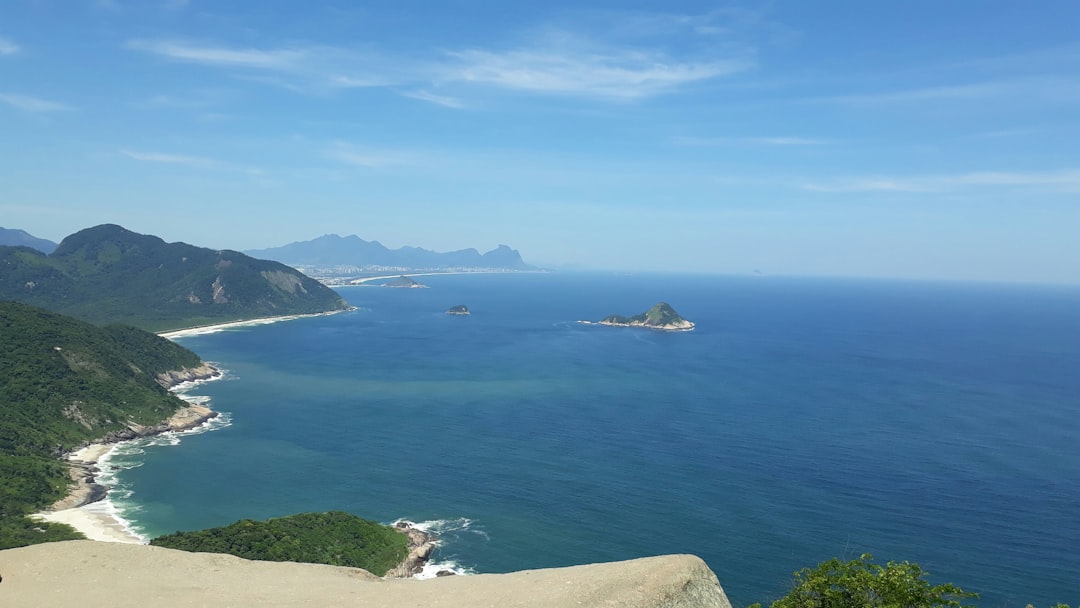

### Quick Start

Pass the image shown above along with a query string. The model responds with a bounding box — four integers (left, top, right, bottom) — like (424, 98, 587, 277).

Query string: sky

(2, 1, 1079, 283)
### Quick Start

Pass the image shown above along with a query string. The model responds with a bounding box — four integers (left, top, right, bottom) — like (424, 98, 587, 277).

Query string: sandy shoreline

(158, 307, 354, 339)
(32, 382, 225, 544)
(33, 443, 145, 543)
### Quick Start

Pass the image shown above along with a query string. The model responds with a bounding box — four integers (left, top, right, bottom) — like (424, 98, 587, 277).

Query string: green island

(150, 511, 410, 577)
(0, 224, 349, 332)
(446, 304, 470, 315)
(0, 301, 211, 548)
(584, 302, 695, 331)
(383, 275, 428, 288)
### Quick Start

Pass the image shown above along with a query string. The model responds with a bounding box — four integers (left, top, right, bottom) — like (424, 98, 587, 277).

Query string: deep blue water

(107, 273, 1079, 606)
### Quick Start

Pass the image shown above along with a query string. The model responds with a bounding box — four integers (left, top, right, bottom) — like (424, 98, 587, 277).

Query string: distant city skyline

(2, 1, 1079, 283)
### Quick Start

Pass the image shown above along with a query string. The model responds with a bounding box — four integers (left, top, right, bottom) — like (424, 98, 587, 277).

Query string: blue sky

(2, 1, 1078, 282)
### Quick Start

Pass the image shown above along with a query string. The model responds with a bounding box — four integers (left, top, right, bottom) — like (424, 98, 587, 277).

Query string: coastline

(335, 270, 547, 287)
(32, 369, 225, 544)
(158, 307, 354, 340)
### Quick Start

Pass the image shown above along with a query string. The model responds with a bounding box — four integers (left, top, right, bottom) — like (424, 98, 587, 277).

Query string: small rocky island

(446, 305, 470, 316)
(383, 276, 427, 288)
(581, 302, 695, 331)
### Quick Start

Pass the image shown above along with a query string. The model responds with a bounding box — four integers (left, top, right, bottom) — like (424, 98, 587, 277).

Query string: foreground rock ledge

(0, 541, 732, 608)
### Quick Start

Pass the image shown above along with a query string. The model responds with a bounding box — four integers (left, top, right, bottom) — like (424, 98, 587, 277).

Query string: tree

(753, 554, 977, 608)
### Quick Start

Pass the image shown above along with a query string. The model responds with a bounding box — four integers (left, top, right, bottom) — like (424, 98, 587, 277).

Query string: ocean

(101, 273, 1079, 606)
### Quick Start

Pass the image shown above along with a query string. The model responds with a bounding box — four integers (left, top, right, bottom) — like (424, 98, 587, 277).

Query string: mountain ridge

(0, 227, 57, 254)
(0, 224, 349, 331)
(245, 233, 535, 270)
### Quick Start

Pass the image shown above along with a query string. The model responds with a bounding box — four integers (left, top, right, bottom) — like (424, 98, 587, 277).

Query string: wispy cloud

(0, 93, 74, 113)
(120, 149, 265, 175)
(128, 39, 308, 70)
(401, 90, 467, 109)
(443, 44, 749, 99)
(821, 82, 1003, 104)
(127, 15, 754, 101)
(326, 143, 410, 168)
(671, 135, 826, 146)
(120, 149, 216, 166)
(803, 168, 1080, 193)
(816, 77, 1080, 106)
(0, 36, 19, 56)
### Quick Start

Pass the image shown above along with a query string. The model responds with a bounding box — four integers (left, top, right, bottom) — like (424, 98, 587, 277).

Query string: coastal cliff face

(0, 541, 733, 608)
(155, 362, 221, 390)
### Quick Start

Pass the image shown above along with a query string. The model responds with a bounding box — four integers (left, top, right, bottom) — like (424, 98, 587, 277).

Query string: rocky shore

(47, 363, 222, 512)
(155, 362, 221, 390)
(385, 521, 440, 578)
(49, 403, 220, 511)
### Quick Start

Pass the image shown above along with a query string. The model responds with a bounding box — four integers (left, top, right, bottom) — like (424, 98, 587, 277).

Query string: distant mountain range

(0, 224, 349, 331)
(245, 234, 535, 271)
(0, 227, 57, 254)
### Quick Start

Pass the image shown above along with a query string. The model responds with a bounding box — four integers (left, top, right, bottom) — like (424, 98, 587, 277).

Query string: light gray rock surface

(0, 540, 733, 608)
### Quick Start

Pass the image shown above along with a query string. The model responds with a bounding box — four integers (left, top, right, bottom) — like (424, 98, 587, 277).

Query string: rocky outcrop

(0, 541, 733, 608)
(97, 405, 218, 444)
(156, 362, 221, 389)
(446, 305, 470, 315)
(385, 521, 437, 578)
(49, 462, 108, 511)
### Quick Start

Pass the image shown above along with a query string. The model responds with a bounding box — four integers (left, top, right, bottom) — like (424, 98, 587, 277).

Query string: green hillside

(0, 224, 349, 331)
(0, 301, 205, 548)
(150, 511, 409, 576)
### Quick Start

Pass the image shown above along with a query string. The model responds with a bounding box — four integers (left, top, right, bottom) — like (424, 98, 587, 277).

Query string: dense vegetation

(754, 554, 1070, 608)
(150, 512, 410, 576)
(0, 224, 349, 331)
(0, 301, 204, 548)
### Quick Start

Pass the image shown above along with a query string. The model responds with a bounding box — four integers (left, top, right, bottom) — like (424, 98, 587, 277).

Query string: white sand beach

(32, 443, 145, 544)
(34, 503, 145, 543)
(158, 308, 352, 339)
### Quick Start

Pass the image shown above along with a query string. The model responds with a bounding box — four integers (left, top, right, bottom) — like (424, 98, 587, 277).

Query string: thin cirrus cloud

(120, 149, 265, 176)
(326, 143, 411, 169)
(126, 34, 752, 102)
(401, 90, 467, 109)
(0, 36, 19, 56)
(442, 47, 750, 99)
(0, 93, 73, 113)
(803, 168, 1080, 193)
(670, 135, 826, 146)
(120, 149, 217, 166)
(127, 39, 308, 71)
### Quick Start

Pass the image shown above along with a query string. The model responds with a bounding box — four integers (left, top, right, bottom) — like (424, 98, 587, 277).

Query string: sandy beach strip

(32, 443, 145, 544)
(159, 308, 353, 339)
(341, 270, 542, 286)
(34, 503, 145, 543)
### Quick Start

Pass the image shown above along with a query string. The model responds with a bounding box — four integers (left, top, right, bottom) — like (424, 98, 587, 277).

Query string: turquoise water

(106, 273, 1079, 605)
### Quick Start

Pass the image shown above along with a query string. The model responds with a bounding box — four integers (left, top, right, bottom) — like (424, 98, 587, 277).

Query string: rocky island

(581, 302, 695, 331)
(384, 275, 428, 288)
(446, 305, 470, 315)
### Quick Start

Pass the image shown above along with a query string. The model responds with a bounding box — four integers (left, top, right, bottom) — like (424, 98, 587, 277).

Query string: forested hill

(0, 224, 349, 331)
(0, 302, 207, 548)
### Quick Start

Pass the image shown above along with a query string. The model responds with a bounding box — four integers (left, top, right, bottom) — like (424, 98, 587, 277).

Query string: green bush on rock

(752, 554, 976, 608)
(150, 511, 409, 576)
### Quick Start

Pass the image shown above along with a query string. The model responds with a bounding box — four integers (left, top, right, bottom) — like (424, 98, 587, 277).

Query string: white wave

(389, 517, 484, 578)
(396, 517, 474, 535)
(414, 559, 475, 579)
